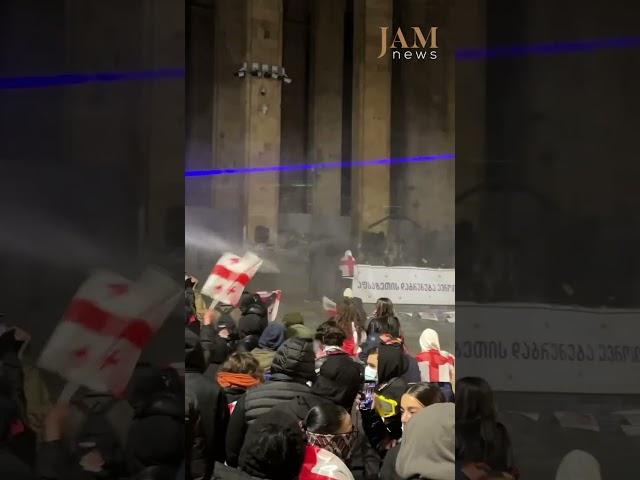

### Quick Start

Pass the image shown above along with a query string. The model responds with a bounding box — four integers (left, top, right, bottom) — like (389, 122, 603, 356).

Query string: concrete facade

(188, 0, 456, 262)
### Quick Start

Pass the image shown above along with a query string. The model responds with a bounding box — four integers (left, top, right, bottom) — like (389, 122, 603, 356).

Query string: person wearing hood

(272, 354, 363, 424)
(554, 450, 600, 480)
(217, 353, 263, 408)
(361, 344, 409, 456)
(225, 337, 316, 467)
(184, 329, 229, 480)
(360, 318, 420, 384)
(416, 328, 455, 401)
(237, 296, 268, 353)
(250, 323, 286, 372)
(125, 389, 184, 480)
(283, 312, 314, 340)
(395, 403, 455, 480)
(214, 410, 306, 480)
(200, 310, 234, 379)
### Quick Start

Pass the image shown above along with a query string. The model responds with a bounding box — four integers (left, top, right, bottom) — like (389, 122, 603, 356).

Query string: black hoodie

(185, 329, 229, 480)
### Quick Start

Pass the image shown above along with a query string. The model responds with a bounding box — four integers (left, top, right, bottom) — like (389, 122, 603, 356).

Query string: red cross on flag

(339, 250, 356, 278)
(256, 290, 282, 322)
(201, 252, 263, 306)
(416, 348, 455, 383)
(38, 268, 181, 396)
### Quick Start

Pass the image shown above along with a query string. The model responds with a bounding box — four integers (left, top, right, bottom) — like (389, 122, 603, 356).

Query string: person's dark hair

(455, 376, 496, 424)
(366, 316, 401, 338)
(239, 413, 305, 480)
(405, 382, 445, 406)
(315, 320, 338, 341)
(303, 403, 349, 435)
(335, 298, 362, 339)
(219, 352, 263, 379)
(456, 377, 515, 472)
(374, 297, 394, 318)
(321, 324, 347, 347)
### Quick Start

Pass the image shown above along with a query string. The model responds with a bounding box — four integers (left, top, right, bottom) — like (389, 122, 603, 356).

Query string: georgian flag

(322, 296, 337, 317)
(201, 252, 263, 306)
(416, 349, 455, 383)
(256, 290, 282, 322)
(339, 250, 356, 278)
(38, 268, 180, 395)
(300, 445, 355, 480)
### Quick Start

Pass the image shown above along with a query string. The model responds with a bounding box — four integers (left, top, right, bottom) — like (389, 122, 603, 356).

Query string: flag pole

(57, 382, 79, 404)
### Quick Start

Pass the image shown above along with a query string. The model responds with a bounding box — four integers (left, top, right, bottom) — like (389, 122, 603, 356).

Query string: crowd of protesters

(185, 279, 533, 480)
(0, 318, 185, 479)
(0, 277, 607, 479)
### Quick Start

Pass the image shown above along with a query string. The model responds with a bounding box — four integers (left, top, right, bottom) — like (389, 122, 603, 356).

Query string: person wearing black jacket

(125, 390, 183, 480)
(185, 329, 229, 480)
(225, 337, 315, 467)
(236, 293, 268, 353)
(214, 410, 305, 480)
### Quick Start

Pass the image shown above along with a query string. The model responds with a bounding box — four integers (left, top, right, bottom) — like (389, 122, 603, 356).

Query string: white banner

(456, 303, 640, 394)
(351, 265, 455, 305)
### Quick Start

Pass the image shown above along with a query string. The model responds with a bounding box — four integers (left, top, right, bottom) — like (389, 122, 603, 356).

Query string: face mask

(306, 429, 358, 461)
(364, 365, 378, 382)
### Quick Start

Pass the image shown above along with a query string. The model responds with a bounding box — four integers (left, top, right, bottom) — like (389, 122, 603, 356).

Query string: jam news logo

(378, 26, 439, 60)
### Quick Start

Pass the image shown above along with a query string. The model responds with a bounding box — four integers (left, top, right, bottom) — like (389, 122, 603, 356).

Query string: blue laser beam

(456, 36, 640, 61)
(0, 68, 185, 90)
(185, 153, 455, 177)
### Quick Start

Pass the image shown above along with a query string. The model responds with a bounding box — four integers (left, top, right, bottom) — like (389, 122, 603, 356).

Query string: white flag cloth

(201, 252, 263, 305)
(339, 250, 356, 278)
(322, 296, 337, 316)
(256, 290, 282, 322)
(38, 268, 180, 395)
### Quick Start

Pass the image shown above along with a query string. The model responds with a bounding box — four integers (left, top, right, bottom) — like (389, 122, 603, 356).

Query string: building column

(309, 0, 345, 220)
(351, 0, 392, 238)
(243, 0, 283, 245)
(396, 0, 455, 233)
(212, 0, 248, 215)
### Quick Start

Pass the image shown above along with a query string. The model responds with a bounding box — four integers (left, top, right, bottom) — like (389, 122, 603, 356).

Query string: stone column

(351, 0, 393, 238)
(212, 0, 248, 214)
(395, 0, 455, 233)
(243, 0, 283, 245)
(309, 0, 345, 220)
